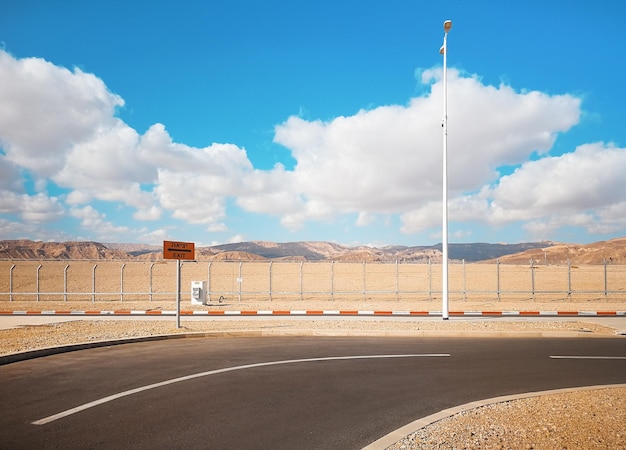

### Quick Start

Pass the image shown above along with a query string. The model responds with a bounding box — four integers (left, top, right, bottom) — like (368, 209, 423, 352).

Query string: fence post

(269, 261, 273, 301)
(331, 261, 335, 301)
(363, 261, 366, 301)
(462, 259, 466, 300)
(9, 264, 15, 302)
(120, 263, 126, 302)
(603, 258, 608, 297)
(300, 261, 303, 301)
(149, 263, 155, 302)
(530, 258, 535, 300)
(36, 264, 42, 302)
(496, 259, 500, 301)
(92, 264, 97, 302)
(238, 262, 243, 302)
(567, 259, 572, 298)
(64, 264, 69, 302)
(207, 262, 212, 303)
(428, 258, 432, 301)
(395, 260, 399, 301)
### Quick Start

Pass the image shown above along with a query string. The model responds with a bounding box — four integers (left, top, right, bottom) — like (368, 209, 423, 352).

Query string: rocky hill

(1, 238, 624, 263)
(188, 240, 554, 262)
(487, 237, 626, 264)
(0, 240, 128, 260)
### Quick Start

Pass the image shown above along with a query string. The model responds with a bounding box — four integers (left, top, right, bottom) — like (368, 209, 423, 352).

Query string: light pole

(439, 20, 452, 320)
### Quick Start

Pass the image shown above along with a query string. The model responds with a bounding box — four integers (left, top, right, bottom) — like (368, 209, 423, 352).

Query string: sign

(163, 240, 195, 260)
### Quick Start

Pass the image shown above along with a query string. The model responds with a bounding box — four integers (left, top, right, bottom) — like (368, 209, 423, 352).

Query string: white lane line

(32, 353, 449, 425)
(550, 355, 626, 360)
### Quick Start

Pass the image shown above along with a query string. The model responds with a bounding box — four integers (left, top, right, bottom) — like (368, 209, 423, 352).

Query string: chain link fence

(1, 259, 625, 303)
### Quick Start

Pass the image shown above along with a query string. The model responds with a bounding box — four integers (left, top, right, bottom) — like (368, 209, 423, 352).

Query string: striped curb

(0, 310, 624, 317)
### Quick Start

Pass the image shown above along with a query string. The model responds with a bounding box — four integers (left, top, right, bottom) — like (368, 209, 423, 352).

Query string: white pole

(176, 259, 181, 328)
(440, 20, 452, 320)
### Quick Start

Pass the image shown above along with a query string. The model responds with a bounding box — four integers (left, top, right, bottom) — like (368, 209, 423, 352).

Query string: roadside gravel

(388, 387, 626, 450)
(0, 317, 620, 356)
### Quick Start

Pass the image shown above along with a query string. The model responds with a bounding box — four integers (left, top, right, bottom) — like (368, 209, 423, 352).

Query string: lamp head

(443, 20, 452, 33)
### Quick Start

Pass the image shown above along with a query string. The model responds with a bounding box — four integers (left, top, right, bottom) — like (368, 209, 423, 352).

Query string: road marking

(32, 353, 450, 425)
(550, 355, 626, 360)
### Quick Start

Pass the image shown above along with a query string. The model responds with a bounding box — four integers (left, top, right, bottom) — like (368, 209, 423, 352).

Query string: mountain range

(1, 237, 625, 264)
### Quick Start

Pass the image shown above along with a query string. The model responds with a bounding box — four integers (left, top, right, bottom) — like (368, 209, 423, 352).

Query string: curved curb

(0, 331, 262, 365)
(362, 383, 626, 450)
(1, 309, 625, 317)
(2, 327, 624, 365)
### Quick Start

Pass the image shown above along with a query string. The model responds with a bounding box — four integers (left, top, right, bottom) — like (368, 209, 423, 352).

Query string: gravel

(388, 387, 626, 450)
(0, 318, 620, 355)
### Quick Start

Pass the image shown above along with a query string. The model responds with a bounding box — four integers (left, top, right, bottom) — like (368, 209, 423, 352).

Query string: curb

(1, 309, 625, 316)
(362, 383, 626, 450)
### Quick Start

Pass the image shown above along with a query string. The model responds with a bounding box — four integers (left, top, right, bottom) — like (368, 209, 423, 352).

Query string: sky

(1, 0, 625, 248)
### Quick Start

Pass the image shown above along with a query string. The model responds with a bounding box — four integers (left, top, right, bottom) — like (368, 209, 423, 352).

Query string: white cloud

(69, 205, 130, 240)
(20, 193, 64, 223)
(133, 205, 162, 221)
(235, 164, 304, 216)
(3, 47, 623, 243)
(0, 50, 123, 176)
(356, 212, 376, 227)
(137, 228, 171, 246)
(0, 190, 63, 223)
(475, 142, 626, 239)
(154, 169, 228, 227)
(0, 190, 21, 214)
(403, 142, 626, 238)
(54, 121, 155, 207)
(0, 155, 22, 191)
(0, 217, 71, 241)
(274, 69, 582, 230)
(489, 143, 626, 215)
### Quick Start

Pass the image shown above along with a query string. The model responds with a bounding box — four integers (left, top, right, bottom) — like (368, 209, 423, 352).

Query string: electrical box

(191, 280, 207, 305)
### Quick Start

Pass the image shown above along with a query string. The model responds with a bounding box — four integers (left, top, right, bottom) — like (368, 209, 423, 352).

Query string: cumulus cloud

(0, 50, 255, 238)
(2, 48, 625, 243)
(20, 193, 65, 223)
(486, 142, 626, 236)
(400, 142, 626, 238)
(69, 205, 130, 240)
(273, 69, 582, 230)
(0, 154, 22, 191)
(489, 143, 626, 215)
(0, 51, 123, 176)
(0, 190, 63, 223)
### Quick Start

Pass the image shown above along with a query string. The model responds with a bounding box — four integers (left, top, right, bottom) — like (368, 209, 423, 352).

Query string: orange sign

(163, 240, 195, 260)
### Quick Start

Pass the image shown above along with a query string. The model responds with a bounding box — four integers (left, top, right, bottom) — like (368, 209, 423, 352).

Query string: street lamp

(439, 19, 452, 320)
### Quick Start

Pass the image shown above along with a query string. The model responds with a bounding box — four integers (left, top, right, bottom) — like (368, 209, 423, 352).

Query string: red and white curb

(0, 310, 624, 317)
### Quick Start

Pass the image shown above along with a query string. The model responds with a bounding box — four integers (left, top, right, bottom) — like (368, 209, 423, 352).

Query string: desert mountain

(208, 240, 557, 262)
(0, 240, 128, 260)
(1, 238, 624, 263)
(487, 237, 626, 264)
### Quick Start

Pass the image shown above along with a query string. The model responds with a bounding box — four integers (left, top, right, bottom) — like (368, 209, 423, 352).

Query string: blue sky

(1, 0, 625, 247)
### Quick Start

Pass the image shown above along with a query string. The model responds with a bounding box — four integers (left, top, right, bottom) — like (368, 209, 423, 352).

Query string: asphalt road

(1, 336, 625, 449)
